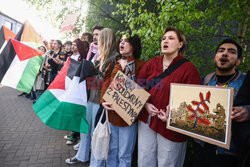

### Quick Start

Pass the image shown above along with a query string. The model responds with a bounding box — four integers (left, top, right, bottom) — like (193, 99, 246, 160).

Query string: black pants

(193, 141, 238, 167)
(237, 147, 250, 167)
(71, 131, 80, 139)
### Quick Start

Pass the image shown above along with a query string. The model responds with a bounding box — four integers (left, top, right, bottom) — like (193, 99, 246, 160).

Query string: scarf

(124, 56, 136, 82)
(86, 42, 99, 62)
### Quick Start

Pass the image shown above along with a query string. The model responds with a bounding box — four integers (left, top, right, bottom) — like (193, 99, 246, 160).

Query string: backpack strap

(233, 70, 244, 82)
(147, 58, 188, 90)
(203, 72, 216, 85)
(111, 59, 115, 73)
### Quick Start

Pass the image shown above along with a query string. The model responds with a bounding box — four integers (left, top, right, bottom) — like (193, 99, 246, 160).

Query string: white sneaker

(64, 135, 71, 140)
(73, 142, 80, 151)
(65, 156, 80, 164)
(66, 139, 77, 145)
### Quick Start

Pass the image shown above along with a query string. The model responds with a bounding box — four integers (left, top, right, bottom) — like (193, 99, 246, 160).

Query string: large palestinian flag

(0, 25, 16, 53)
(0, 21, 44, 93)
(33, 59, 96, 133)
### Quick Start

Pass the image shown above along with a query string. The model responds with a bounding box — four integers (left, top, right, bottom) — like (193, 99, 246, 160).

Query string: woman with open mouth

(136, 27, 201, 167)
(99, 33, 145, 167)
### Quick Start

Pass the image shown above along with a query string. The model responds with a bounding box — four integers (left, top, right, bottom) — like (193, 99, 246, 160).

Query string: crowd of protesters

(17, 24, 250, 167)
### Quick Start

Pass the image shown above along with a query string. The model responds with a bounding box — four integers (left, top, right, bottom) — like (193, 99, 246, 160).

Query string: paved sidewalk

(0, 86, 89, 167)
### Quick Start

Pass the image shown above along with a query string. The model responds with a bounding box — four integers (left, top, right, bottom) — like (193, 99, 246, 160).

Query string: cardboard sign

(103, 70, 150, 125)
(60, 12, 80, 33)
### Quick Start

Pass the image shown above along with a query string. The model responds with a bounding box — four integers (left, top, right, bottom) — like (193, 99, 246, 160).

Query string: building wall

(0, 12, 23, 34)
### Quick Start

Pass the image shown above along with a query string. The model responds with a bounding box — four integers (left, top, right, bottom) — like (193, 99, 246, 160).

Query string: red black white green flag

(33, 59, 96, 133)
(0, 25, 16, 53)
(0, 21, 44, 93)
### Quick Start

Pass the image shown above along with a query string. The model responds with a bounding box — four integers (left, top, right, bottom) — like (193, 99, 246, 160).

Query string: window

(4, 20, 12, 30)
(16, 25, 21, 33)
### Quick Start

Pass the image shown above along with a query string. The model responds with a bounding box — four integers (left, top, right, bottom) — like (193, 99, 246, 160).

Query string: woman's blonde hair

(97, 28, 117, 71)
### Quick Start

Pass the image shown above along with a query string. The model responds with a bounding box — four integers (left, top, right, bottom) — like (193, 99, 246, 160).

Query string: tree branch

(88, 1, 124, 25)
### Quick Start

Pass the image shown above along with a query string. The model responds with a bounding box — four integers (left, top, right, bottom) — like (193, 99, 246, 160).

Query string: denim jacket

(198, 70, 246, 155)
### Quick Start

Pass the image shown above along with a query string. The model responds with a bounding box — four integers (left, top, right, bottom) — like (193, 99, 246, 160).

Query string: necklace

(163, 62, 169, 67)
(216, 72, 237, 87)
(163, 60, 171, 70)
(163, 63, 168, 70)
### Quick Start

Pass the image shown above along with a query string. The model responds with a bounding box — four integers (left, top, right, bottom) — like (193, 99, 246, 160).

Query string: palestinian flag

(0, 25, 16, 53)
(0, 21, 44, 93)
(33, 59, 96, 133)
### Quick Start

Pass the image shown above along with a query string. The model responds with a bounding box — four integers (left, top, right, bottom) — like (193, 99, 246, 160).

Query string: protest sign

(60, 12, 80, 33)
(103, 70, 150, 125)
(167, 83, 233, 149)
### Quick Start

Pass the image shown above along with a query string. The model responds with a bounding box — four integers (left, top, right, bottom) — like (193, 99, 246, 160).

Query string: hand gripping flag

(33, 59, 96, 133)
(0, 21, 44, 93)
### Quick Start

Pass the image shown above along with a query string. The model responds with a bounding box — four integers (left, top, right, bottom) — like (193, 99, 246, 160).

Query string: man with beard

(85, 25, 104, 62)
(72, 25, 102, 61)
(193, 38, 246, 167)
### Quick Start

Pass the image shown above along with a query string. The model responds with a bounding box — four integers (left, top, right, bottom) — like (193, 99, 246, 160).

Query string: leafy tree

(21, 0, 250, 166)
(23, 0, 249, 75)
(84, 0, 125, 33)
(110, 0, 249, 75)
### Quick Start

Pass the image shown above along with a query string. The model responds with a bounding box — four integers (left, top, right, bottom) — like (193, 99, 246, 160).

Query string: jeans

(90, 122, 137, 167)
(35, 90, 44, 100)
(75, 102, 99, 162)
(31, 88, 36, 100)
(90, 150, 105, 167)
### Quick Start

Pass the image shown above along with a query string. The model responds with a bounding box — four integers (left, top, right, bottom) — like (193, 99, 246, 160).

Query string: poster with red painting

(167, 83, 233, 149)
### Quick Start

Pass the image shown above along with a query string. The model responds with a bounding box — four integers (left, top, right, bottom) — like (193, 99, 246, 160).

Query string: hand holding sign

(145, 103, 159, 116)
(102, 102, 114, 111)
(157, 105, 170, 122)
(103, 71, 150, 125)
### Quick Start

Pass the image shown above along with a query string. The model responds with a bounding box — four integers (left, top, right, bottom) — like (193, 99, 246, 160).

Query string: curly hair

(119, 33, 142, 59)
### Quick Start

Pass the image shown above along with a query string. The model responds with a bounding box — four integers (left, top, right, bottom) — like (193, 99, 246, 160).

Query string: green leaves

(114, 0, 249, 74)
(24, 0, 249, 74)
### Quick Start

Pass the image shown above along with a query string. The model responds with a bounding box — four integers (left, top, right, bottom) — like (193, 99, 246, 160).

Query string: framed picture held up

(167, 83, 233, 149)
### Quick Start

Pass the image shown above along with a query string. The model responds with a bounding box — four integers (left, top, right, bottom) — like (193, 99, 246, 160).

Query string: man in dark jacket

(193, 39, 246, 167)
(233, 69, 250, 167)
